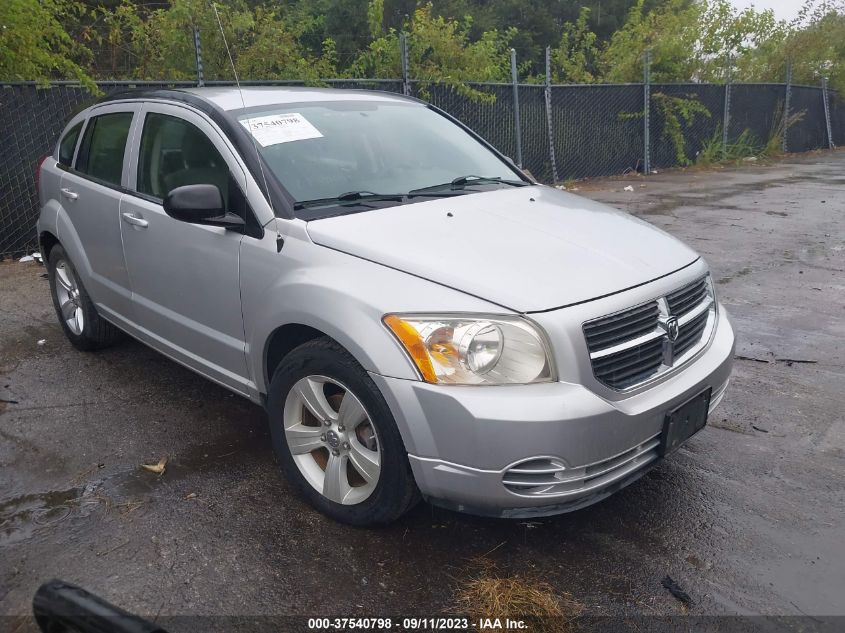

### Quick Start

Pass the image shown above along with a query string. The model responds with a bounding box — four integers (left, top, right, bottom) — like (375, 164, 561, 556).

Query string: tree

(551, 7, 600, 83)
(601, 0, 701, 82)
(748, 0, 845, 92)
(0, 0, 97, 90)
(100, 0, 337, 81)
(600, 0, 786, 84)
(350, 3, 514, 98)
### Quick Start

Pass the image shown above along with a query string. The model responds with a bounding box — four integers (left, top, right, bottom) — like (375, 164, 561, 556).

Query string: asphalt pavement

(1, 151, 843, 628)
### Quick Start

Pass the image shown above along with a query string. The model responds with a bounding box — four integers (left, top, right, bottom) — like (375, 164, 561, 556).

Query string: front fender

(239, 221, 506, 394)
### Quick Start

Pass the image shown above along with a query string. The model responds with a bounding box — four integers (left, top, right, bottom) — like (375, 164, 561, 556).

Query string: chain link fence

(1, 69, 842, 258)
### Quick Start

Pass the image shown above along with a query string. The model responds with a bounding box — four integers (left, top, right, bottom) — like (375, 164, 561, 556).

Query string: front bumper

(370, 307, 734, 518)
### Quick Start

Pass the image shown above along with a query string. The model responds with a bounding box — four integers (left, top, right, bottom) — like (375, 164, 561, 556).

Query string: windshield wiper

(294, 191, 406, 210)
(409, 175, 528, 195)
(294, 189, 478, 210)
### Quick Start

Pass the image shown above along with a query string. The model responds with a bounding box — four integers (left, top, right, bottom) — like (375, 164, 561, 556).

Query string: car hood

(306, 186, 699, 313)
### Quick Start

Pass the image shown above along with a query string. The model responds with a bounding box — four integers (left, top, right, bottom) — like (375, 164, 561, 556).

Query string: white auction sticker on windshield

(239, 113, 323, 147)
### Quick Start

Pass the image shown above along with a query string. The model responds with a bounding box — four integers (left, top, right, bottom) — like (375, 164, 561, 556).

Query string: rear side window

(58, 122, 83, 166)
(76, 112, 134, 186)
(136, 112, 229, 202)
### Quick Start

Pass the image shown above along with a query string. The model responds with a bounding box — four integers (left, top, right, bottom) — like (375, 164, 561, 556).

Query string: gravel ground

(1, 150, 843, 629)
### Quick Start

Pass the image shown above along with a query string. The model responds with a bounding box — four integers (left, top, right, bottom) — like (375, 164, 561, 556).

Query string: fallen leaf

(142, 455, 168, 475)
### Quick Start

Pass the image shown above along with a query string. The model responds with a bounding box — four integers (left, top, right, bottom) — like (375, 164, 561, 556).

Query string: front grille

(583, 276, 715, 390)
(667, 277, 708, 315)
(583, 301, 658, 351)
(674, 308, 709, 358)
(592, 337, 664, 390)
(502, 435, 660, 498)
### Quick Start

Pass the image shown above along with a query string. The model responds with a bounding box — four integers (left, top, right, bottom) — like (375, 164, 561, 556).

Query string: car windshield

(235, 100, 524, 215)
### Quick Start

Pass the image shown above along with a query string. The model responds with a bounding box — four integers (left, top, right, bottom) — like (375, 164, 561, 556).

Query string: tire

(266, 337, 419, 525)
(47, 245, 122, 351)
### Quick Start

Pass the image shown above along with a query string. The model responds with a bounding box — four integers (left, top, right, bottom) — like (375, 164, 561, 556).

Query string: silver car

(36, 87, 734, 525)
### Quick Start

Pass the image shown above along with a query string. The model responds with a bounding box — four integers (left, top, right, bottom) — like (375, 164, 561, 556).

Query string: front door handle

(60, 188, 78, 201)
(121, 212, 149, 228)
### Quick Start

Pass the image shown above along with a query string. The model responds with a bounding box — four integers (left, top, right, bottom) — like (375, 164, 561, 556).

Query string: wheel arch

(39, 230, 60, 260)
(263, 323, 331, 391)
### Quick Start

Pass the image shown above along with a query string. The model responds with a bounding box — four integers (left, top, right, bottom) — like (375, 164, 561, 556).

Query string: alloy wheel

(283, 375, 381, 505)
(53, 259, 85, 336)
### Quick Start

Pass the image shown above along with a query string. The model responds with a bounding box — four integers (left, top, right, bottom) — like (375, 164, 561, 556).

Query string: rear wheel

(47, 245, 122, 351)
(267, 338, 419, 525)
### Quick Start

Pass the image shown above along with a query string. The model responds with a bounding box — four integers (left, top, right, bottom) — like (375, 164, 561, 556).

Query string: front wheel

(266, 338, 419, 525)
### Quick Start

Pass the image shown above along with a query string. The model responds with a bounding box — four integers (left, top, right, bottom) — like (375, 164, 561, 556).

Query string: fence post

(399, 32, 411, 96)
(193, 26, 204, 87)
(822, 76, 835, 149)
(722, 53, 731, 160)
(544, 47, 559, 184)
(782, 60, 792, 153)
(643, 49, 651, 175)
(510, 48, 523, 168)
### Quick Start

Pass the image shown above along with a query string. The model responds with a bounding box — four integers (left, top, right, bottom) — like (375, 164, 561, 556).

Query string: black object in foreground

(33, 580, 167, 633)
(661, 575, 693, 606)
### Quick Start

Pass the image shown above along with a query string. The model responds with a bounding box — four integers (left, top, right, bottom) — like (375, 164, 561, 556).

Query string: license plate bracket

(660, 388, 712, 456)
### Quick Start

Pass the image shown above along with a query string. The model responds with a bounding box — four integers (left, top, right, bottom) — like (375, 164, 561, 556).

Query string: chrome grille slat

(583, 302, 659, 351)
(592, 339, 663, 388)
(584, 310, 660, 349)
(583, 276, 716, 390)
(674, 310, 709, 357)
(592, 338, 663, 370)
(667, 277, 707, 315)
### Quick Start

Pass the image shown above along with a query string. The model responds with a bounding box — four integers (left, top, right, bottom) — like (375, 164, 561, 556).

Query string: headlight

(383, 314, 555, 385)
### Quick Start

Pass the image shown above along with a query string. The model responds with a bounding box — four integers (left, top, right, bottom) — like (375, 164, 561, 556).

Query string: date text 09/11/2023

(307, 617, 529, 630)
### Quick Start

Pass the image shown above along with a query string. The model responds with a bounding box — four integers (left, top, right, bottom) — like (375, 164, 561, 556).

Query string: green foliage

(0, 0, 98, 91)
(596, 0, 845, 91)
(762, 1, 845, 93)
(696, 125, 759, 165)
(652, 92, 711, 165)
(350, 4, 514, 100)
(4, 0, 845, 103)
(551, 7, 599, 83)
(762, 107, 805, 157)
(99, 0, 336, 82)
(602, 0, 700, 83)
(368, 0, 385, 38)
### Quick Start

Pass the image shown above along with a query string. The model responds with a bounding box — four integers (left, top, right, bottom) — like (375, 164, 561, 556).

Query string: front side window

(236, 101, 523, 215)
(76, 112, 133, 186)
(58, 122, 83, 166)
(137, 113, 229, 203)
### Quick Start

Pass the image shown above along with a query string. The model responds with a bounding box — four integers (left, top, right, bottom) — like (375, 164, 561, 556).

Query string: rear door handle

(121, 212, 149, 228)
(60, 188, 78, 201)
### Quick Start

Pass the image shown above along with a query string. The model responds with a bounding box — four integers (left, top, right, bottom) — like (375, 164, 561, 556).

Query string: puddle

(0, 487, 84, 547)
(0, 425, 270, 548)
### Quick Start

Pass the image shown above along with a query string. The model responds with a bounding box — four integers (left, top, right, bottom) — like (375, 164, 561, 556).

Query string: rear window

(76, 112, 134, 186)
(58, 122, 83, 166)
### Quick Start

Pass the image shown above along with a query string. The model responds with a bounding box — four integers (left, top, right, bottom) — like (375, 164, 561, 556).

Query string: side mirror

(163, 184, 245, 230)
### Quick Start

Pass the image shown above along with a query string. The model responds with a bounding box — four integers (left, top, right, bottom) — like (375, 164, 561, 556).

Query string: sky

(728, 0, 807, 22)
